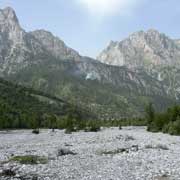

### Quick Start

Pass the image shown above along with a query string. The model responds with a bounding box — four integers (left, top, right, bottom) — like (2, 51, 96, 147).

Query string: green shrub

(10, 155, 48, 164)
(85, 121, 101, 132)
(146, 104, 180, 136)
(167, 119, 180, 135)
(32, 129, 39, 134)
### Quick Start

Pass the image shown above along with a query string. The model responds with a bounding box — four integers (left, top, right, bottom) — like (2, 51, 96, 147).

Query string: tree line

(146, 103, 180, 135)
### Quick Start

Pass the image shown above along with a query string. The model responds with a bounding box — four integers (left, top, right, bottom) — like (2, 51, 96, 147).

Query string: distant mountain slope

(9, 59, 174, 119)
(0, 7, 177, 119)
(30, 30, 81, 61)
(97, 29, 180, 69)
(97, 29, 180, 100)
(0, 78, 91, 128)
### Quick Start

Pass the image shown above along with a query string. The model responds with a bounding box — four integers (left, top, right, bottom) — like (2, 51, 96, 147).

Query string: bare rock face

(97, 29, 180, 100)
(30, 30, 81, 61)
(97, 29, 180, 70)
(0, 7, 46, 75)
(0, 7, 22, 42)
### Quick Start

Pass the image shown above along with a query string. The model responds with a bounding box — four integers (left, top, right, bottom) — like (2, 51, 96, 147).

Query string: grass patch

(10, 155, 48, 165)
(100, 148, 128, 155)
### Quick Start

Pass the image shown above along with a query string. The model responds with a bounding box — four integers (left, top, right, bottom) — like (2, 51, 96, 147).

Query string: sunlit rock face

(97, 29, 180, 70)
(0, 7, 81, 75)
(97, 29, 180, 100)
(0, 7, 47, 75)
(30, 30, 81, 61)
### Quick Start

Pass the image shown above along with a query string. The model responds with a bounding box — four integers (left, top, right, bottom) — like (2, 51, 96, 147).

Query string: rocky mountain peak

(30, 29, 81, 61)
(0, 7, 24, 44)
(97, 29, 180, 69)
(2, 7, 18, 21)
(0, 7, 20, 27)
(0, 6, 83, 75)
(147, 28, 160, 35)
(30, 29, 66, 48)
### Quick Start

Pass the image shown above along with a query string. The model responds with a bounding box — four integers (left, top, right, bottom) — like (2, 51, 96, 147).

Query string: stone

(57, 148, 77, 156)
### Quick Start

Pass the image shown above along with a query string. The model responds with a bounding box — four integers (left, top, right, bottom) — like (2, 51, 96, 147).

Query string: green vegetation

(0, 77, 146, 132)
(84, 120, 101, 132)
(10, 155, 48, 164)
(9, 59, 175, 120)
(98, 118, 146, 127)
(146, 103, 180, 135)
(99, 148, 127, 155)
(62, 118, 146, 133)
(0, 78, 92, 130)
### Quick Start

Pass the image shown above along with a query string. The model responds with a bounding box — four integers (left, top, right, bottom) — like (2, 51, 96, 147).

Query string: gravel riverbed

(0, 127, 180, 180)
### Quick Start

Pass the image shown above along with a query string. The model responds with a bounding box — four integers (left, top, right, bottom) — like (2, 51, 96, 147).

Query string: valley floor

(0, 127, 180, 180)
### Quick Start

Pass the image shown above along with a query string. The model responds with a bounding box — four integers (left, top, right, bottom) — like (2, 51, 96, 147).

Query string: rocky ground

(0, 127, 180, 180)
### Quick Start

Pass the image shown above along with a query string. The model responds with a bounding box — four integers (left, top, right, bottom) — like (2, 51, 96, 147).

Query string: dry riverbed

(0, 127, 180, 180)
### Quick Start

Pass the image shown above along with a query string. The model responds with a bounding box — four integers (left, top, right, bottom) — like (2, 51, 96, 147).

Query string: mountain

(0, 7, 176, 119)
(97, 29, 180, 69)
(30, 30, 81, 61)
(0, 7, 48, 75)
(97, 29, 180, 100)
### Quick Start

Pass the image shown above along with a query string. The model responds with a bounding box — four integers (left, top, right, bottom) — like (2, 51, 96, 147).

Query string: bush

(1, 169, 16, 176)
(167, 119, 180, 135)
(10, 155, 48, 164)
(32, 129, 39, 134)
(146, 104, 180, 136)
(65, 128, 74, 134)
(85, 121, 101, 132)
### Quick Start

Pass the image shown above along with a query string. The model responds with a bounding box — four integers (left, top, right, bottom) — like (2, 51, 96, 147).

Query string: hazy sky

(1, 0, 180, 57)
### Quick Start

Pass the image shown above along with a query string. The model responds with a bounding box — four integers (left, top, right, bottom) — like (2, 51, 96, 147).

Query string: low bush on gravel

(0, 169, 16, 177)
(61, 118, 101, 133)
(32, 129, 40, 134)
(10, 155, 48, 164)
(125, 135, 135, 141)
(145, 144, 169, 150)
(100, 148, 128, 155)
(155, 174, 170, 180)
(62, 118, 146, 133)
(84, 121, 101, 132)
(156, 144, 169, 150)
(100, 145, 139, 155)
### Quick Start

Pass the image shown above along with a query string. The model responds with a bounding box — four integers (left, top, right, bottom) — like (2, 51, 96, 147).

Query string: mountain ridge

(97, 29, 180, 69)
(0, 7, 177, 119)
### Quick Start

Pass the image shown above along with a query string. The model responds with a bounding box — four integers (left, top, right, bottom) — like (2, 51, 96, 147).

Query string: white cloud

(76, 0, 143, 17)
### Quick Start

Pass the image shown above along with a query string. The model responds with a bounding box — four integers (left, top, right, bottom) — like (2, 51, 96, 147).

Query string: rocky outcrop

(97, 29, 180, 69)
(30, 30, 81, 61)
(97, 29, 180, 100)
(0, 7, 46, 75)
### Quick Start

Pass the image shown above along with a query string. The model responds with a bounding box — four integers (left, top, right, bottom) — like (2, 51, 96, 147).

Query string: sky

(0, 0, 180, 58)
